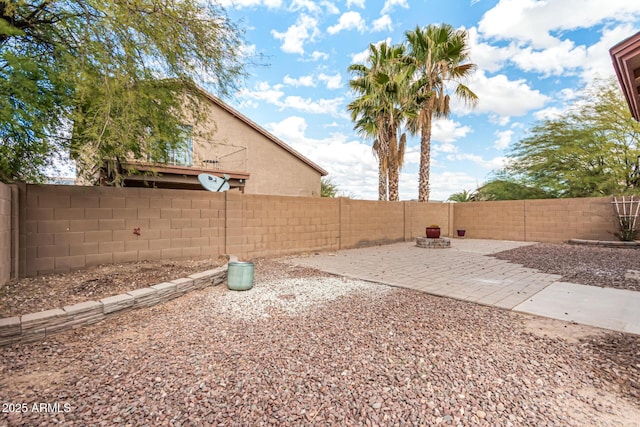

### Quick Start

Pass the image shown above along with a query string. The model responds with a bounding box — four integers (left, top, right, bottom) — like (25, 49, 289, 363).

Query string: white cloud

(473, 4, 640, 85)
(237, 82, 344, 116)
(350, 38, 392, 64)
(533, 106, 564, 121)
(283, 74, 315, 87)
(237, 82, 284, 104)
(281, 96, 345, 116)
(351, 47, 371, 64)
(318, 73, 342, 89)
(434, 142, 459, 154)
(218, 0, 283, 8)
(454, 70, 549, 118)
(280, 73, 342, 90)
(510, 39, 587, 76)
(290, 0, 323, 13)
(381, 0, 409, 15)
(347, 0, 365, 8)
(321, 1, 340, 14)
(402, 145, 421, 166)
(372, 14, 393, 32)
(266, 116, 380, 199)
(579, 23, 639, 83)
(488, 115, 511, 126)
(427, 171, 482, 202)
(310, 51, 330, 61)
(493, 129, 513, 149)
(558, 88, 579, 101)
(466, 26, 518, 73)
(432, 118, 473, 143)
(271, 14, 319, 54)
(327, 11, 365, 34)
(478, 0, 640, 49)
(448, 153, 508, 170)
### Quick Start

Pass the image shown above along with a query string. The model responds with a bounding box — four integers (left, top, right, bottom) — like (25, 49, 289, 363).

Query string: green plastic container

(227, 261, 254, 291)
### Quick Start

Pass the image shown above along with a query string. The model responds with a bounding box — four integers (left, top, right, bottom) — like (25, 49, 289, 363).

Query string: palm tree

(447, 189, 474, 202)
(405, 24, 479, 202)
(348, 42, 413, 201)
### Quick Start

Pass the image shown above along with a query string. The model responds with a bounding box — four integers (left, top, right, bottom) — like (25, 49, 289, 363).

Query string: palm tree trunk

(388, 167, 399, 201)
(378, 156, 388, 201)
(388, 128, 399, 201)
(418, 109, 433, 202)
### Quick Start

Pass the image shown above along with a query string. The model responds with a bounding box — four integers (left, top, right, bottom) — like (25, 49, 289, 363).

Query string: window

(161, 126, 193, 167)
(167, 126, 193, 166)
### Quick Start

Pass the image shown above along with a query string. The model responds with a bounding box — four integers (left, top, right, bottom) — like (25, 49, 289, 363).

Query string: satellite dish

(198, 173, 230, 192)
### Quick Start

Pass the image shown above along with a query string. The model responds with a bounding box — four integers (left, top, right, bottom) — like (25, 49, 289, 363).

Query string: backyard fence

(0, 181, 619, 286)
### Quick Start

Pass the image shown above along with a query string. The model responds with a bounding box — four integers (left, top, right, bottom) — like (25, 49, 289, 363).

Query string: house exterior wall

(190, 99, 322, 197)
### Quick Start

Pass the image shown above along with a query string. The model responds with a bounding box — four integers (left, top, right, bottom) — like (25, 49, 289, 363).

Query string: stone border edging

(0, 257, 237, 347)
(569, 239, 640, 248)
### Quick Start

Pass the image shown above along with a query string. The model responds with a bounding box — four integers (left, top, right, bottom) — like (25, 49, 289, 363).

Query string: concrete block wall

(226, 192, 341, 259)
(453, 197, 618, 242)
(6, 183, 626, 277)
(22, 185, 227, 276)
(525, 197, 617, 242)
(454, 201, 526, 241)
(339, 199, 405, 248)
(0, 182, 11, 287)
(404, 202, 451, 240)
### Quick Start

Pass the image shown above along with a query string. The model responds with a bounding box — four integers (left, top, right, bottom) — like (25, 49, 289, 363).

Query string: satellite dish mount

(198, 173, 230, 192)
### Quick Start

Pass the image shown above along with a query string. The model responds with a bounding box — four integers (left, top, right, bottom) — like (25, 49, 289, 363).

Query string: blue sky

(212, 0, 640, 200)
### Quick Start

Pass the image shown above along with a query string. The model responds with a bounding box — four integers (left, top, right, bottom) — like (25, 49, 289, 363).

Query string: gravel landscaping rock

(1, 259, 638, 426)
(0, 258, 225, 318)
(492, 243, 640, 291)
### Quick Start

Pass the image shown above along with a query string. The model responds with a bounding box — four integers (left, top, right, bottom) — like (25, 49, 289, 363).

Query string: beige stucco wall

(190, 97, 323, 197)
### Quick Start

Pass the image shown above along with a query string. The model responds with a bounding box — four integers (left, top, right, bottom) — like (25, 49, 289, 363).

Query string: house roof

(194, 85, 328, 176)
(610, 31, 640, 122)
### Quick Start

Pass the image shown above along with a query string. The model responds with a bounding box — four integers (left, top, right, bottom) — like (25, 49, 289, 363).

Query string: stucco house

(91, 85, 327, 197)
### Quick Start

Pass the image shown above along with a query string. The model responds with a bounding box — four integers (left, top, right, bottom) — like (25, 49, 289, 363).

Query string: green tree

(447, 189, 474, 202)
(321, 177, 339, 197)
(472, 179, 552, 201)
(504, 78, 640, 197)
(405, 24, 478, 202)
(348, 42, 413, 201)
(0, 0, 247, 183)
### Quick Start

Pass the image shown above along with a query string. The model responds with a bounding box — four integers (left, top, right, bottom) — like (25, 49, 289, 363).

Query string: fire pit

(416, 237, 451, 249)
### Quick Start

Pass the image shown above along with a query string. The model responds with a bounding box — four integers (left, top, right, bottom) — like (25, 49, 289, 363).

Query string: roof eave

(610, 31, 640, 122)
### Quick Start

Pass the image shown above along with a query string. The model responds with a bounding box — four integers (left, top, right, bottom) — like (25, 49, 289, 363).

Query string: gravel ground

(492, 243, 640, 291)
(1, 259, 639, 426)
(0, 258, 226, 318)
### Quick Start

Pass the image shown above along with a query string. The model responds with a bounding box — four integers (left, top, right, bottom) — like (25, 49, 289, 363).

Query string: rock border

(0, 257, 235, 347)
(568, 238, 640, 248)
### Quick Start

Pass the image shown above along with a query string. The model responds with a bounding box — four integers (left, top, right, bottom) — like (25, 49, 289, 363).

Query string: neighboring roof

(194, 84, 328, 176)
(610, 31, 640, 122)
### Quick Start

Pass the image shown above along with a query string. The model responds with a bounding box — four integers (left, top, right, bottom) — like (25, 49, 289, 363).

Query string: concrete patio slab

(286, 240, 558, 310)
(513, 282, 640, 335)
(285, 239, 640, 336)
